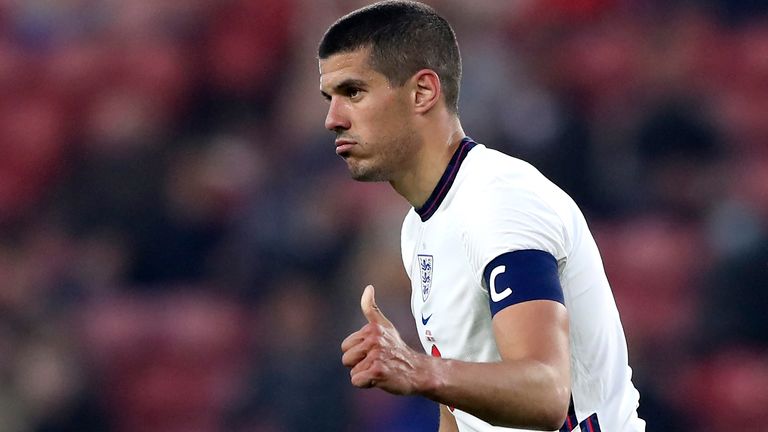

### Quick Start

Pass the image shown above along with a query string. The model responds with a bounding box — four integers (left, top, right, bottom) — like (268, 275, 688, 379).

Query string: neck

(390, 120, 466, 209)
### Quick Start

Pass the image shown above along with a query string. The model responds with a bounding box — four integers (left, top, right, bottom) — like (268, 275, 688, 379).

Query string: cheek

(354, 92, 411, 142)
(372, 97, 409, 128)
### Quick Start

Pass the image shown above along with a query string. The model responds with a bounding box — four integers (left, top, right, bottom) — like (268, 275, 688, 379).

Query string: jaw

(345, 156, 389, 182)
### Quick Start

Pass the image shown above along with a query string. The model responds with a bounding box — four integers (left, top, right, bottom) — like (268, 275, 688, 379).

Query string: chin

(349, 170, 379, 182)
(348, 165, 387, 182)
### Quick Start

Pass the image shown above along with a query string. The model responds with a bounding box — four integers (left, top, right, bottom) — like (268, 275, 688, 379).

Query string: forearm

(418, 355, 570, 430)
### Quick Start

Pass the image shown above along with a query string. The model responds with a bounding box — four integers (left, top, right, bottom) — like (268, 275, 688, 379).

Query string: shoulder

(451, 144, 578, 267)
(460, 144, 535, 182)
(454, 145, 565, 220)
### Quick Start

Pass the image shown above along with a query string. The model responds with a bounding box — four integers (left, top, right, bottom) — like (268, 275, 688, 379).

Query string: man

(319, 1, 645, 431)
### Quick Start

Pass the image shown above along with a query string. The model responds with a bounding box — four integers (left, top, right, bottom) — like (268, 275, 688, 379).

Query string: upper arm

(466, 178, 569, 368)
(483, 248, 570, 392)
(492, 300, 570, 375)
(490, 299, 571, 426)
(463, 176, 572, 392)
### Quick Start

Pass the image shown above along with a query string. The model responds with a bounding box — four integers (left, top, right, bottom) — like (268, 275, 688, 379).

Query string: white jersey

(401, 139, 645, 432)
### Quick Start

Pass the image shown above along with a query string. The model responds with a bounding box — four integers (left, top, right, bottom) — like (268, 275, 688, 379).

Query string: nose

(325, 98, 351, 132)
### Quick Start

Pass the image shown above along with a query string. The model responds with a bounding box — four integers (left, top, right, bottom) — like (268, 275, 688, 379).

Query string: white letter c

(490, 265, 512, 302)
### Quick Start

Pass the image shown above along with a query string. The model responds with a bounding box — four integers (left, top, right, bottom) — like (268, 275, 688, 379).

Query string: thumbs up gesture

(341, 285, 428, 395)
(360, 284, 393, 327)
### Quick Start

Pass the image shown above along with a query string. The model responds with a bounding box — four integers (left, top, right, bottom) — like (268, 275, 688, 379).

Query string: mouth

(335, 139, 356, 156)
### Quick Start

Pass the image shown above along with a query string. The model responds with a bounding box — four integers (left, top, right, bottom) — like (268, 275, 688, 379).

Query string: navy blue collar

(415, 137, 477, 221)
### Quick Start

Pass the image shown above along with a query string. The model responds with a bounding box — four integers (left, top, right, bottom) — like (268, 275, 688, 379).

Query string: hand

(340, 285, 427, 395)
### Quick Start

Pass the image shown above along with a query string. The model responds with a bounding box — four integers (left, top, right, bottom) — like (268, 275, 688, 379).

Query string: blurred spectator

(80, 290, 249, 432)
(700, 154, 768, 350)
(635, 100, 724, 217)
(226, 276, 348, 432)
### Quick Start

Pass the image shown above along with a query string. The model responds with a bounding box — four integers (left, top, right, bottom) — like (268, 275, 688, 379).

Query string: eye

(347, 87, 362, 99)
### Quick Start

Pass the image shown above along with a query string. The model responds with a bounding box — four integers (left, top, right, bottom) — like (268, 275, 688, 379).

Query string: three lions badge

(417, 254, 433, 302)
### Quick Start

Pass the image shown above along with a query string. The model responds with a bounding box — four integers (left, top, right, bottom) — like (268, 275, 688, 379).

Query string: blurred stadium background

(1, 0, 767, 431)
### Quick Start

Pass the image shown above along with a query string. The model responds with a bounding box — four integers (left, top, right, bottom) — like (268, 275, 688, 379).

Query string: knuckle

(362, 338, 379, 353)
(368, 363, 384, 378)
(366, 346, 381, 360)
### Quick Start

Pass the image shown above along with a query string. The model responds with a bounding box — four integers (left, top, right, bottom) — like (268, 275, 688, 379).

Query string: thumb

(360, 285, 392, 327)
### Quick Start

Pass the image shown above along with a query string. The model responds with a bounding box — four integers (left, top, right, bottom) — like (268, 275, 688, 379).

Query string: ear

(412, 69, 441, 114)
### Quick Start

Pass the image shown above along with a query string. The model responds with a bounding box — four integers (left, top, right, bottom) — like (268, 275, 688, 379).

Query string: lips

(335, 139, 356, 155)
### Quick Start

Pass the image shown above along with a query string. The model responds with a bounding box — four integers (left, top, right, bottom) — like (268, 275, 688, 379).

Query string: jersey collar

(415, 137, 477, 222)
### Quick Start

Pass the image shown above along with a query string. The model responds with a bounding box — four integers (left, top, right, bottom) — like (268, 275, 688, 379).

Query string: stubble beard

(347, 132, 416, 182)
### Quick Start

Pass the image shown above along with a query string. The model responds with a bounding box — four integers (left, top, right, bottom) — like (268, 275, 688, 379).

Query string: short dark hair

(318, 0, 462, 113)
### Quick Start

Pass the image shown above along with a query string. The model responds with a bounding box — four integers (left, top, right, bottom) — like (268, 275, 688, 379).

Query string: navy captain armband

(482, 249, 564, 317)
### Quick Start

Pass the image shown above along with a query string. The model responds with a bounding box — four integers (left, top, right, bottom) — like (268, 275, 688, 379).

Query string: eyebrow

(321, 78, 368, 99)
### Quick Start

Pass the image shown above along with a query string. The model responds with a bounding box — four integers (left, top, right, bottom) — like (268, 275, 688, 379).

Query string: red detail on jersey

(430, 344, 454, 412)
(431, 344, 441, 357)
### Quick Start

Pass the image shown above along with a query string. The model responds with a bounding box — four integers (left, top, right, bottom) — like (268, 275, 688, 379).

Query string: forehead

(319, 49, 382, 89)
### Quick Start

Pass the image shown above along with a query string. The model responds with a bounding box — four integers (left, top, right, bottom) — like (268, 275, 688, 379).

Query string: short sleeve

(459, 176, 567, 291)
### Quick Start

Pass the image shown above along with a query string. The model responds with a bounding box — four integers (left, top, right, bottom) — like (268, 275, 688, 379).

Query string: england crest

(417, 255, 434, 302)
